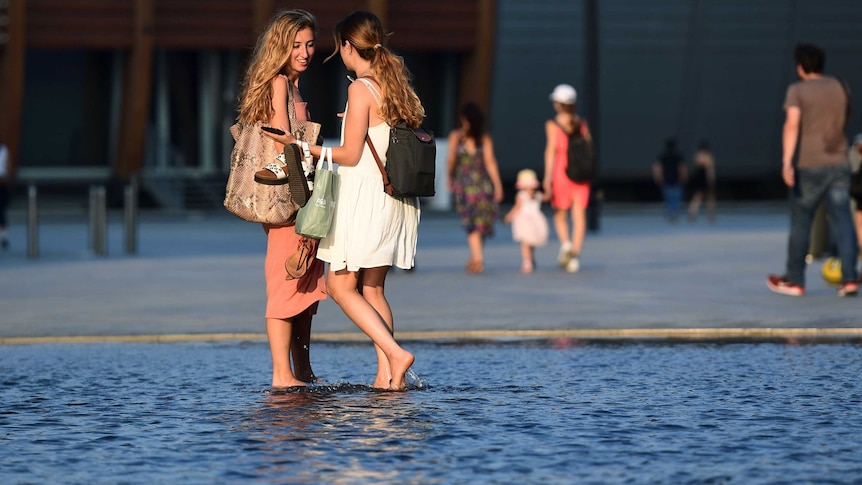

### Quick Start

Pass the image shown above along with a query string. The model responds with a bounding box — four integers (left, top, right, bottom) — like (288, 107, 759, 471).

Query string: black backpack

(559, 119, 595, 183)
(366, 122, 437, 198)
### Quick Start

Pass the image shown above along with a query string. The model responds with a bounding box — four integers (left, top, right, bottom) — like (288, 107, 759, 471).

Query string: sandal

(285, 237, 318, 280)
(254, 160, 289, 185)
(255, 144, 311, 207)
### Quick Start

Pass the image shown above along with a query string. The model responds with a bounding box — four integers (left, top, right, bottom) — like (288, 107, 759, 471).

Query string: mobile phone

(261, 126, 285, 136)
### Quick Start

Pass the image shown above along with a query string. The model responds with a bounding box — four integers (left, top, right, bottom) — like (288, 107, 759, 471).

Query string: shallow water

(2, 340, 861, 484)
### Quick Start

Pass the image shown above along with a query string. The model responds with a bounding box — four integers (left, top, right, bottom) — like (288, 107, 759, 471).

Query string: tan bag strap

(365, 134, 393, 196)
(283, 74, 297, 132)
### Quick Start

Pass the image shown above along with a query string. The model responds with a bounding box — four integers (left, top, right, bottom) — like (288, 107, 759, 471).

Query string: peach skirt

(263, 224, 326, 319)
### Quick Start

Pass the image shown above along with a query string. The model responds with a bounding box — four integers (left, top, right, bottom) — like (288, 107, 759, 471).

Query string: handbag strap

(318, 146, 332, 171)
(283, 74, 298, 130)
(365, 135, 393, 195)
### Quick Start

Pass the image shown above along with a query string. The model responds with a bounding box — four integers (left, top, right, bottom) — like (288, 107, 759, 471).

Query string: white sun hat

(549, 84, 577, 105)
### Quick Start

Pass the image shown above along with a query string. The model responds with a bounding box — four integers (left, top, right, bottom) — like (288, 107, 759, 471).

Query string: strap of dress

(357, 77, 394, 195)
(356, 77, 383, 107)
(281, 74, 297, 129)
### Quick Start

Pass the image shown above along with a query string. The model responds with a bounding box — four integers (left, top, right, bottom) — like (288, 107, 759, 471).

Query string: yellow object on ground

(822, 257, 842, 285)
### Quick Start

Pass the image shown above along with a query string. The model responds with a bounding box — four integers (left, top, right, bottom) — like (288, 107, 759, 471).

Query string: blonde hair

(237, 9, 317, 124)
(325, 11, 425, 128)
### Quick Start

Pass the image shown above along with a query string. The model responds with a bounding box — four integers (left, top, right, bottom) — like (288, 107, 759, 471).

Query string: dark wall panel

(491, 0, 862, 196)
(490, 0, 585, 184)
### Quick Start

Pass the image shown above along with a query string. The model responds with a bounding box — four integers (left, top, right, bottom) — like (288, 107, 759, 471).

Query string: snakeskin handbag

(224, 120, 299, 224)
(223, 82, 321, 224)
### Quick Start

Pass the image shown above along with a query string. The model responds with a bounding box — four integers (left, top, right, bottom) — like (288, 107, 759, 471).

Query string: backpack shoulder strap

(553, 118, 577, 137)
(366, 134, 393, 196)
(355, 76, 392, 193)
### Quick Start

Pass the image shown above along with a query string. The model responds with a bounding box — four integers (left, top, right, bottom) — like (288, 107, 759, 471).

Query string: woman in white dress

(262, 10, 422, 391)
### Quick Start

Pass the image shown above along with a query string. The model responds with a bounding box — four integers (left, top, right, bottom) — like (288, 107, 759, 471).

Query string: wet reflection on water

(242, 386, 431, 483)
(2, 339, 861, 483)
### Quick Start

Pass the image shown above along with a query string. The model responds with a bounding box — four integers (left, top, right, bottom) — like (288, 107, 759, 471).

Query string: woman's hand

(261, 125, 296, 146)
(493, 186, 504, 204)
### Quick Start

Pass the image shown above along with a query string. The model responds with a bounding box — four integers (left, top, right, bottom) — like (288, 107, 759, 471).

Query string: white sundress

(511, 190, 549, 247)
(316, 78, 421, 272)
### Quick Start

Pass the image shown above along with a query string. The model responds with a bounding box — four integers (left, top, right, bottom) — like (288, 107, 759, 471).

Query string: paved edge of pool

(3, 327, 862, 345)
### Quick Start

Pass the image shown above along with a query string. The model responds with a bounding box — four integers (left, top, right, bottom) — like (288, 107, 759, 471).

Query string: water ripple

(1, 341, 861, 483)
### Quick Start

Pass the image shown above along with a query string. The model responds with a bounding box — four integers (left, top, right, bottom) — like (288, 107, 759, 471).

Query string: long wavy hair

(237, 9, 317, 124)
(325, 11, 425, 128)
(461, 102, 485, 142)
(554, 100, 577, 133)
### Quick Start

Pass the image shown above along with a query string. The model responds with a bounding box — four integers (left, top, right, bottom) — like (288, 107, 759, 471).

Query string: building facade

(491, 0, 862, 200)
(0, 0, 493, 208)
(2, 0, 861, 207)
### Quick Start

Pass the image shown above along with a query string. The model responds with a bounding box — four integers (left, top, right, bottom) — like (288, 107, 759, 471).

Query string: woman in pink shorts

(542, 84, 591, 273)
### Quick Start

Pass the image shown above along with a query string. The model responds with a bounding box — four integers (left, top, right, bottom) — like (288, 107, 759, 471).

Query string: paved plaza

(1, 202, 860, 343)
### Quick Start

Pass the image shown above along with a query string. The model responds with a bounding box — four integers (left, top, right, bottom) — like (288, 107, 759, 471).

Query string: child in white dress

(504, 169, 549, 273)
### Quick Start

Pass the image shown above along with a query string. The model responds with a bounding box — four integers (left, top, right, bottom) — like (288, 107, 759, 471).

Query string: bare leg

(571, 202, 587, 256)
(267, 317, 306, 388)
(553, 208, 571, 266)
(358, 268, 395, 388)
(553, 209, 570, 247)
(466, 231, 484, 272)
(289, 309, 316, 382)
(327, 267, 414, 391)
(853, 210, 862, 253)
(688, 191, 703, 221)
(520, 243, 534, 273)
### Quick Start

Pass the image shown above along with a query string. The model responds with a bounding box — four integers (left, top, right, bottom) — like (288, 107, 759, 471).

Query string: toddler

(503, 169, 549, 273)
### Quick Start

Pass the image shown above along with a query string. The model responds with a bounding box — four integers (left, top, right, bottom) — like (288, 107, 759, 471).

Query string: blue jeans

(662, 184, 682, 218)
(786, 165, 859, 286)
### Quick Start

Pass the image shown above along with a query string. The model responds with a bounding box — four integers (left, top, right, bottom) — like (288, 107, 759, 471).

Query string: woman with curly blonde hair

(263, 10, 420, 391)
(238, 9, 326, 390)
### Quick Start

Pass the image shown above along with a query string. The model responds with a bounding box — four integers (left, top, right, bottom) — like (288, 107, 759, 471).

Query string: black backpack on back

(385, 122, 437, 197)
(560, 119, 595, 183)
(365, 122, 437, 198)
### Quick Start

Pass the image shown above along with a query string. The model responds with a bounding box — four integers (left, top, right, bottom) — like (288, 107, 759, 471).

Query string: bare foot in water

(372, 374, 390, 389)
(388, 349, 415, 391)
(271, 378, 307, 389)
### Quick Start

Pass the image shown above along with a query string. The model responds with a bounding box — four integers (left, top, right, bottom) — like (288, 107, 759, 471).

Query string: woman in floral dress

(446, 102, 504, 273)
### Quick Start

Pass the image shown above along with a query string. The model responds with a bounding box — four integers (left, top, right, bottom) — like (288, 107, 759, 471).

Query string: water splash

(406, 368, 428, 390)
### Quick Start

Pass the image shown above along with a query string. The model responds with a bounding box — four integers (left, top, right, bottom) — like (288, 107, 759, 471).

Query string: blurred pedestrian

(849, 133, 862, 256)
(0, 140, 8, 249)
(687, 140, 716, 222)
(543, 83, 592, 273)
(652, 137, 687, 222)
(766, 43, 858, 297)
(237, 9, 327, 389)
(503, 169, 549, 273)
(446, 102, 504, 274)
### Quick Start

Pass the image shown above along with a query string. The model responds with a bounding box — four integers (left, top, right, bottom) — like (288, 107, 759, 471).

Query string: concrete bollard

(124, 183, 138, 254)
(27, 185, 38, 259)
(89, 186, 107, 256)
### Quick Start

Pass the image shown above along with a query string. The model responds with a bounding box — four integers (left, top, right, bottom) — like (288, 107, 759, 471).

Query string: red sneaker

(766, 275, 805, 296)
(837, 282, 858, 297)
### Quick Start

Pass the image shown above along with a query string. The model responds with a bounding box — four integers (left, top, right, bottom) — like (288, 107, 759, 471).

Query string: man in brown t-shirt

(767, 44, 858, 297)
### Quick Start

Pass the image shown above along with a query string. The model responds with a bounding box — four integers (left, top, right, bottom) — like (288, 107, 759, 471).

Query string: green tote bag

(295, 147, 338, 239)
